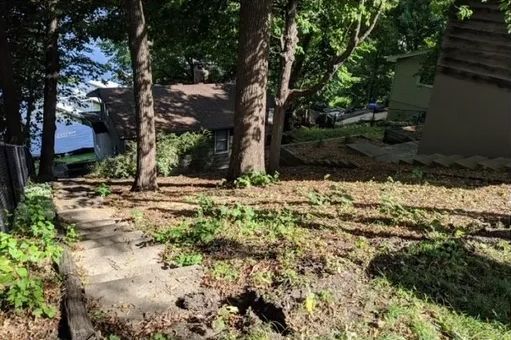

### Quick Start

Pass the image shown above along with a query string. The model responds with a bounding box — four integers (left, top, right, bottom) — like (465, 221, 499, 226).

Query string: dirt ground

(74, 158, 511, 339)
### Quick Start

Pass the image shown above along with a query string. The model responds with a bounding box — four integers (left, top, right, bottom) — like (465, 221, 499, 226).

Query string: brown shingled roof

(88, 83, 237, 139)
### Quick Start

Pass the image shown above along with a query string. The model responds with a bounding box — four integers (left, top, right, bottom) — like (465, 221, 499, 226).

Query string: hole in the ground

(225, 290, 290, 335)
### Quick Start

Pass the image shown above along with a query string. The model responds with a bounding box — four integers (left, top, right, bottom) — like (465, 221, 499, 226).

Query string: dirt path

(53, 179, 204, 322)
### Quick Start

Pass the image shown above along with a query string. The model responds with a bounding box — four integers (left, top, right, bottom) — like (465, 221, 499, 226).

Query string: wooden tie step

(478, 157, 511, 170)
(453, 156, 488, 170)
(431, 155, 464, 167)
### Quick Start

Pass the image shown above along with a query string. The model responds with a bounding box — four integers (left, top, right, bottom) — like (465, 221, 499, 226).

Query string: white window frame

(214, 129, 230, 154)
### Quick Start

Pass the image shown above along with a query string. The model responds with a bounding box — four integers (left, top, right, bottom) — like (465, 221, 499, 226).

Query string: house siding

(388, 54, 433, 121)
(419, 0, 511, 158)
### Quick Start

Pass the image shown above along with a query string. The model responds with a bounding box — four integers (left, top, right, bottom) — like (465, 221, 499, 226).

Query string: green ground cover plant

(287, 124, 385, 143)
(1, 183, 62, 318)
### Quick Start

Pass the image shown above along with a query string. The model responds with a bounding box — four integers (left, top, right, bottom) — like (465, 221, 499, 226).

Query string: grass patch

(287, 124, 385, 143)
(153, 196, 319, 290)
(55, 151, 96, 165)
(370, 239, 511, 337)
(95, 167, 511, 338)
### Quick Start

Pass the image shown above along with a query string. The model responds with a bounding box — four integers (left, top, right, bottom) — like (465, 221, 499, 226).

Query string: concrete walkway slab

(75, 244, 165, 277)
(77, 231, 147, 250)
(85, 266, 203, 320)
(53, 179, 207, 323)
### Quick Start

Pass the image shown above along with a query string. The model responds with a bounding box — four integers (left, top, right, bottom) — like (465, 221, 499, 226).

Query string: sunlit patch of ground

(84, 163, 511, 338)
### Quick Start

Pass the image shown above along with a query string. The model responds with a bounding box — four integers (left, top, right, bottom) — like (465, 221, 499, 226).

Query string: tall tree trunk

(269, 0, 298, 172)
(227, 0, 272, 180)
(38, 0, 59, 181)
(0, 13, 23, 145)
(127, 0, 158, 191)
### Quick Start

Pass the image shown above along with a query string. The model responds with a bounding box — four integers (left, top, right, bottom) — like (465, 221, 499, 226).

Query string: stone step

(78, 224, 136, 240)
(58, 208, 117, 224)
(74, 244, 165, 277)
(431, 155, 464, 167)
(76, 230, 147, 251)
(479, 157, 511, 170)
(86, 262, 166, 284)
(454, 156, 487, 170)
(73, 219, 120, 230)
(84, 265, 203, 320)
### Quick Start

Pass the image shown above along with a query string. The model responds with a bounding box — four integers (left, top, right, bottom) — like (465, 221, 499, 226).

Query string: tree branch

(288, 0, 384, 103)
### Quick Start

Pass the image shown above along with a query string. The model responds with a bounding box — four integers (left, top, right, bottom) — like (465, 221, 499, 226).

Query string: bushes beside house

(93, 131, 212, 178)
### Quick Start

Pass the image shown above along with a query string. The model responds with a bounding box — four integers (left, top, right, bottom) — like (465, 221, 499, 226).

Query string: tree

(227, 0, 272, 180)
(100, 0, 240, 85)
(269, 0, 394, 171)
(0, 3, 23, 145)
(38, 0, 60, 181)
(127, 0, 158, 191)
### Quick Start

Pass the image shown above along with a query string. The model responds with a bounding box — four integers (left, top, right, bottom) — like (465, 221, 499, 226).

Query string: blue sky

(87, 41, 115, 81)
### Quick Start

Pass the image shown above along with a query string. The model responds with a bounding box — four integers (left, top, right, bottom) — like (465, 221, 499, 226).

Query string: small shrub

(92, 151, 136, 179)
(92, 131, 211, 178)
(307, 190, 329, 206)
(154, 218, 221, 246)
(64, 224, 80, 245)
(95, 183, 112, 197)
(234, 171, 279, 189)
(307, 185, 353, 207)
(0, 183, 62, 318)
(170, 251, 203, 267)
(196, 195, 217, 217)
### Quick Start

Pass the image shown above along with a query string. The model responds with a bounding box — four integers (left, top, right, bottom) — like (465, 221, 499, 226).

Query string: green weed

(170, 251, 203, 267)
(212, 261, 239, 282)
(64, 224, 79, 245)
(95, 183, 112, 197)
(0, 183, 62, 317)
(234, 171, 279, 189)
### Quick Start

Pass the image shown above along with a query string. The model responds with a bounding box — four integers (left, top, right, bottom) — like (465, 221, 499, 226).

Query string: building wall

(419, 74, 511, 157)
(93, 132, 115, 160)
(419, 0, 511, 158)
(388, 55, 433, 121)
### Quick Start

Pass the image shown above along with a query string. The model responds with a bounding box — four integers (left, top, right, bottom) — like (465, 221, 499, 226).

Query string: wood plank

(59, 247, 98, 340)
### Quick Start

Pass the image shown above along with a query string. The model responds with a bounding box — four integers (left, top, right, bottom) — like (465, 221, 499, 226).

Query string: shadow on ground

(368, 239, 511, 325)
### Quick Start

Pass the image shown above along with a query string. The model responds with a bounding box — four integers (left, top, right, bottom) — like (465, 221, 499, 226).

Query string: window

(214, 129, 230, 154)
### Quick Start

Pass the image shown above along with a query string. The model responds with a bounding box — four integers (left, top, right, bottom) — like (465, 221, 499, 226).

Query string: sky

(86, 41, 116, 82)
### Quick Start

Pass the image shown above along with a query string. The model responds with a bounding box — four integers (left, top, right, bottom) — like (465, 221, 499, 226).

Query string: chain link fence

(0, 143, 34, 231)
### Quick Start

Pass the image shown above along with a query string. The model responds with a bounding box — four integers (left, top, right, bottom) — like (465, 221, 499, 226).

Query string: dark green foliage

(95, 183, 112, 197)
(93, 131, 212, 178)
(288, 125, 385, 143)
(233, 171, 279, 189)
(1, 183, 62, 318)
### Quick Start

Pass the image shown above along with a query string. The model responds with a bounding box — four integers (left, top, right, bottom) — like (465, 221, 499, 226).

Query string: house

(386, 50, 433, 122)
(419, 0, 511, 158)
(29, 80, 120, 159)
(86, 83, 272, 169)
